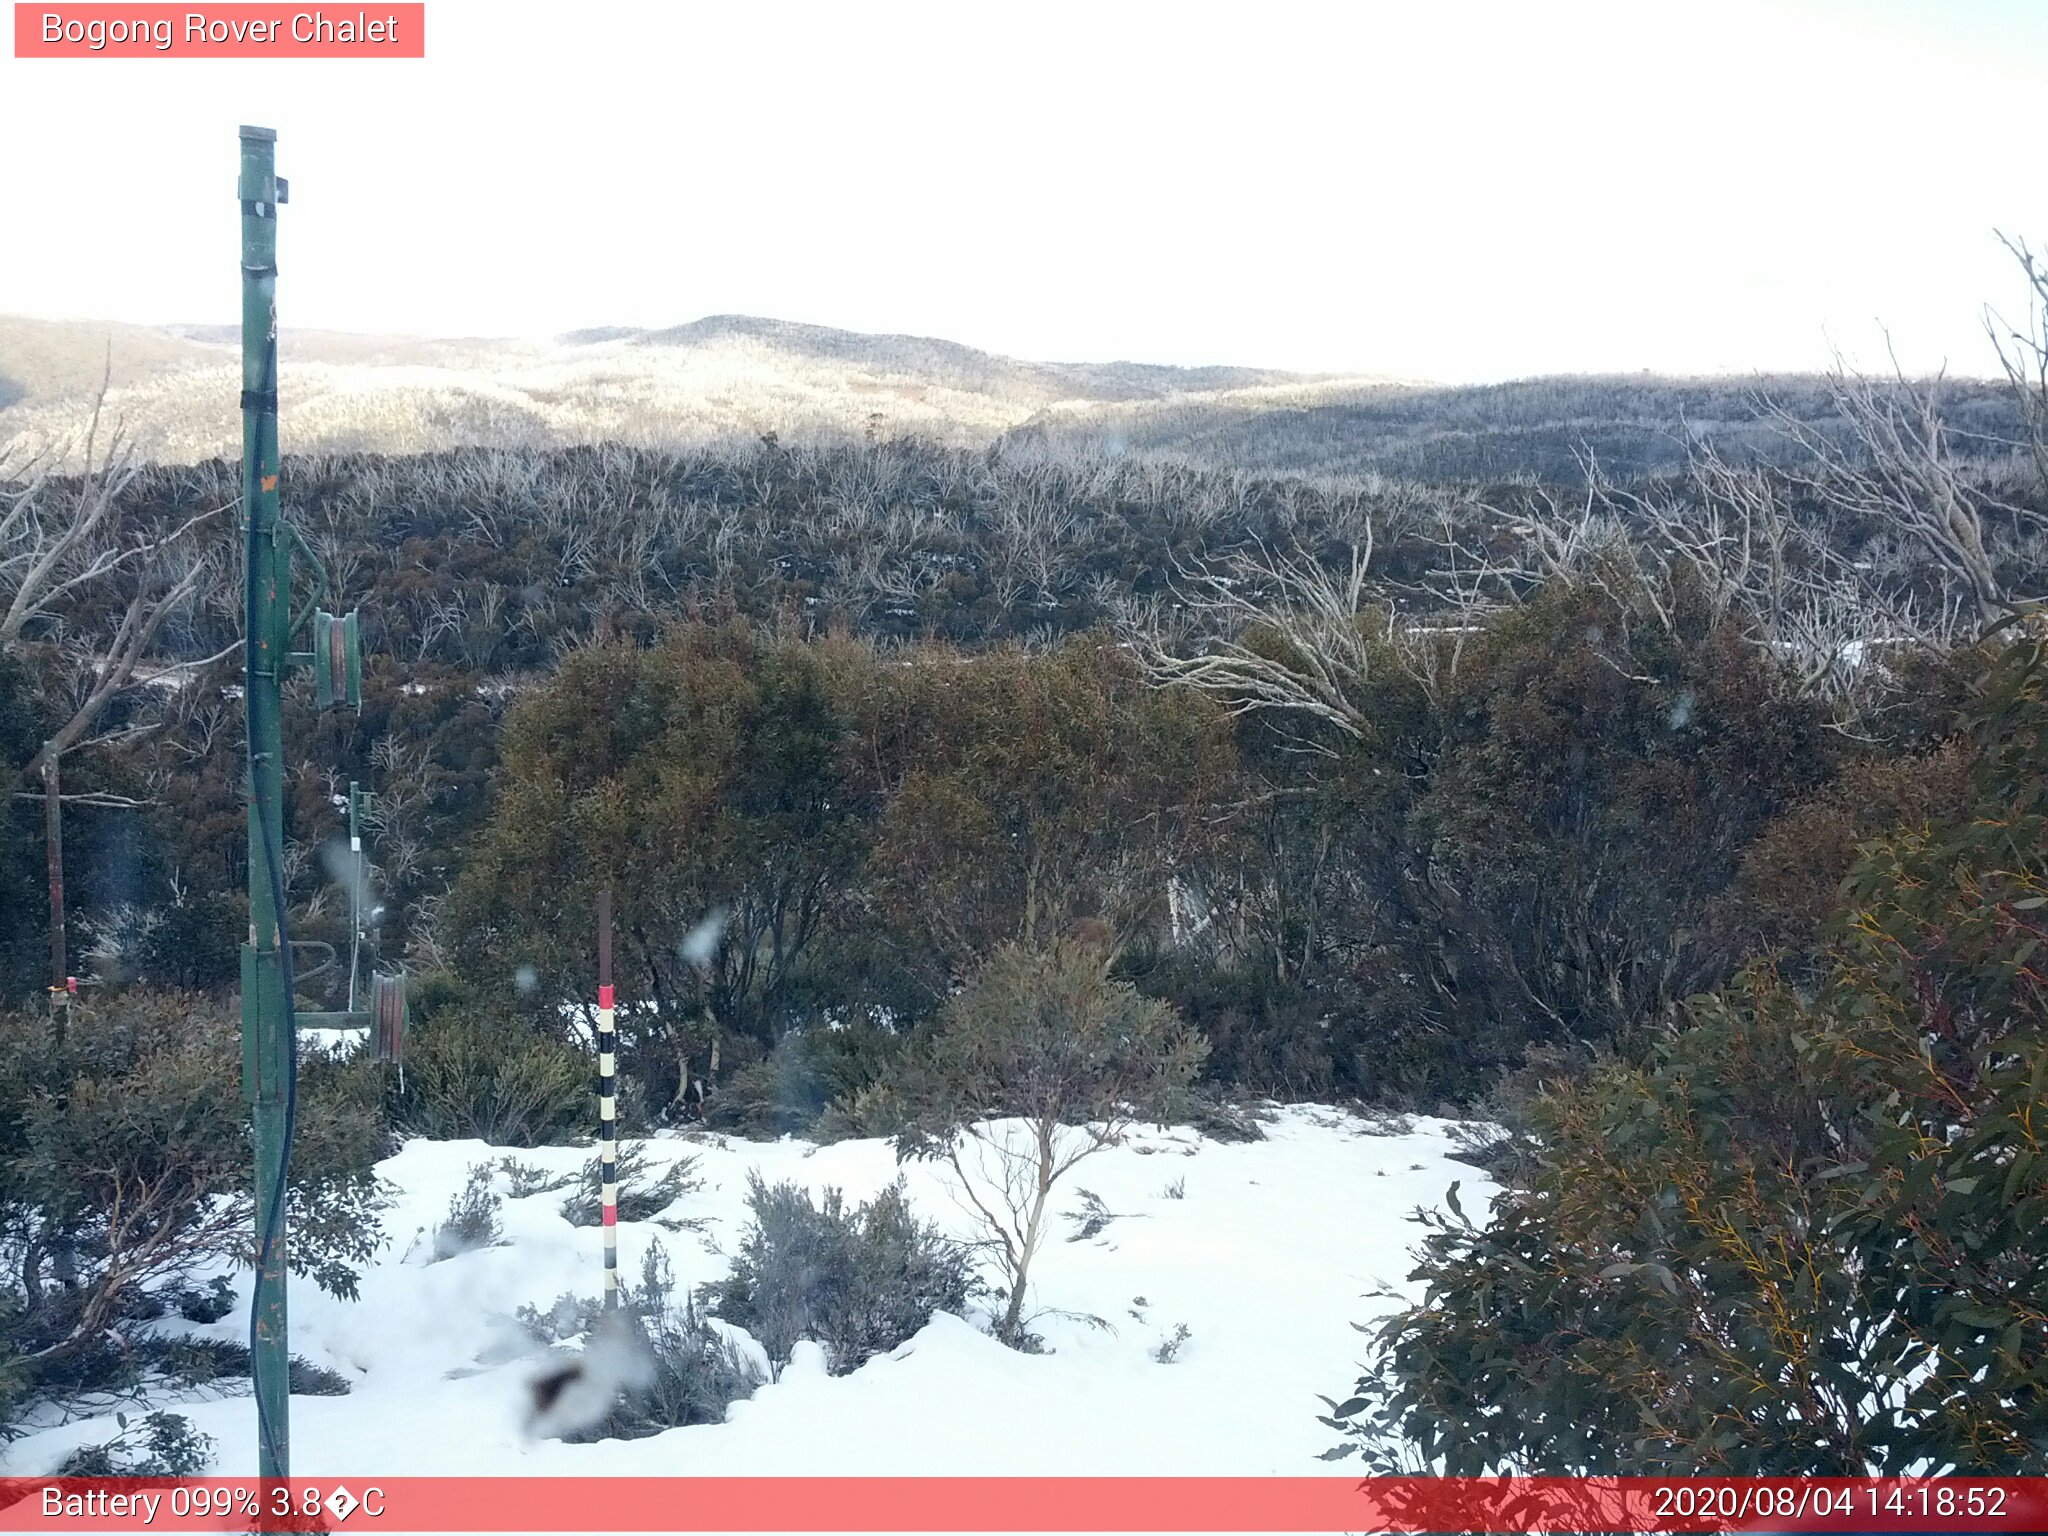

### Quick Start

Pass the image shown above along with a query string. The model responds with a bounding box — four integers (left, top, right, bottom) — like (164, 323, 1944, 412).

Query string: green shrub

(703, 1174, 974, 1374)
(431, 1164, 505, 1260)
(406, 970, 478, 1023)
(702, 1043, 828, 1139)
(1127, 955, 1332, 1099)
(138, 1338, 351, 1396)
(1326, 632, 2048, 1475)
(616, 1247, 763, 1437)
(392, 1005, 589, 1147)
(0, 1298, 30, 1436)
(559, 1144, 701, 1226)
(0, 990, 384, 1433)
(895, 942, 1205, 1342)
(58, 1412, 215, 1477)
(1183, 1094, 1268, 1143)
(495, 1155, 574, 1198)
(704, 1022, 908, 1140)
(811, 1079, 915, 1142)
(129, 890, 243, 993)
(521, 1244, 763, 1441)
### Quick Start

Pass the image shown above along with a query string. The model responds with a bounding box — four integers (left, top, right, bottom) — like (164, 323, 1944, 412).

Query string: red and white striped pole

(596, 888, 620, 1309)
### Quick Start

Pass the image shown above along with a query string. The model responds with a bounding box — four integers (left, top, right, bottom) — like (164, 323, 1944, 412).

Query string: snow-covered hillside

(1, 1106, 1487, 1478)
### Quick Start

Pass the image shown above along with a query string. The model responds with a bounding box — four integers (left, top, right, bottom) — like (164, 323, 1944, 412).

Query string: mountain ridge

(0, 310, 2018, 483)
(0, 310, 1403, 466)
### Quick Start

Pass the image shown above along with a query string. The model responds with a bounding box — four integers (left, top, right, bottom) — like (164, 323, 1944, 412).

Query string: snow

(0, 1106, 1488, 1479)
(298, 1026, 368, 1059)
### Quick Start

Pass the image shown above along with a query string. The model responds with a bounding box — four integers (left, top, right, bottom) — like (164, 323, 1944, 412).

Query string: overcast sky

(1, 0, 2042, 382)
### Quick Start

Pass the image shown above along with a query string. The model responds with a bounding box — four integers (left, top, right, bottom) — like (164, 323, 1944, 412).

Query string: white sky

(1, 0, 2042, 382)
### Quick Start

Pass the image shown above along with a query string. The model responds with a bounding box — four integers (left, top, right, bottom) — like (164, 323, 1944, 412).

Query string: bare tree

(1986, 230, 2048, 495)
(1, 392, 229, 800)
(1409, 430, 1976, 726)
(1570, 447, 1954, 706)
(1763, 348, 2039, 629)
(1127, 534, 1381, 754)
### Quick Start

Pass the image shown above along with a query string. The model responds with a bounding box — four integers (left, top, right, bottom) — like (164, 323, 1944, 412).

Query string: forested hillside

(4, 352, 2041, 1096)
(1009, 371, 2026, 482)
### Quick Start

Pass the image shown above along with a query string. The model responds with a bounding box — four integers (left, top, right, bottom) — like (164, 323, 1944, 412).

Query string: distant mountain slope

(0, 312, 1386, 468)
(3, 311, 2017, 483)
(1005, 372, 2024, 483)
(0, 315, 225, 419)
(617, 314, 1319, 402)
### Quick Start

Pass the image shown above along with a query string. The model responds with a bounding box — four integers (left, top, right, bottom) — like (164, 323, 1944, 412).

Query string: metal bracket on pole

(310, 609, 363, 710)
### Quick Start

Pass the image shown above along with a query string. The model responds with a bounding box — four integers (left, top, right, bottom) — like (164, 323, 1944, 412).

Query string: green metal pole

(238, 123, 292, 1481)
(347, 783, 364, 1013)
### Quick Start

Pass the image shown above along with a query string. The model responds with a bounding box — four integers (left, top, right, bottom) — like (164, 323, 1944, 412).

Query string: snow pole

(597, 888, 620, 1308)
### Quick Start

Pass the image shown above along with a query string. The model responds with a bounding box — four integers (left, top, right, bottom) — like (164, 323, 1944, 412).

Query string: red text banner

(1, 1476, 2045, 1533)
(13, 5, 425, 58)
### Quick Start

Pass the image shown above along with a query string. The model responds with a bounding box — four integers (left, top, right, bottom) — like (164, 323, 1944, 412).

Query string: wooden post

(43, 745, 64, 991)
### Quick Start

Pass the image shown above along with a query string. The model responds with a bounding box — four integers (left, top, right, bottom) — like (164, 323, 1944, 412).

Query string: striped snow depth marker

(596, 889, 619, 1309)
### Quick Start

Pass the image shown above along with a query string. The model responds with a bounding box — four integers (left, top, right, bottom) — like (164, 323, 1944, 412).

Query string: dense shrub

(1338, 582, 1832, 1104)
(860, 639, 1231, 993)
(57, 1412, 215, 1477)
(703, 1174, 974, 1374)
(443, 624, 879, 1114)
(428, 567, 1997, 1121)
(0, 656, 48, 1000)
(125, 890, 244, 994)
(447, 628, 1223, 1119)
(0, 990, 385, 1434)
(391, 1005, 589, 1147)
(704, 1022, 909, 1139)
(521, 1243, 763, 1441)
(1326, 631, 2048, 1474)
(559, 1144, 701, 1226)
(430, 1164, 505, 1260)
(1713, 739, 1974, 963)
(1125, 954, 1333, 1100)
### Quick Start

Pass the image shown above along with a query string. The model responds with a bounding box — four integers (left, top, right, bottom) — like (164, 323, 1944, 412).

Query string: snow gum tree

(444, 621, 879, 1110)
(894, 941, 1206, 1344)
(1326, 626, 2048, 1474)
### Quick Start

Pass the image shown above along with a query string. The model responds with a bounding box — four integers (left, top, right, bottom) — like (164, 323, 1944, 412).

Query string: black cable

(244, 326, 298, 1476)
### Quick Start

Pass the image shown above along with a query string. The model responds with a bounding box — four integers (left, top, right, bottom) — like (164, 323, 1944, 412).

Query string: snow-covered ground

(1, 1106, 1488, 1478)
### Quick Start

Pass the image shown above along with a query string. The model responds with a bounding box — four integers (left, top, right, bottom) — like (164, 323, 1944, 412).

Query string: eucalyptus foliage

(1328, 631, 2048, 1473)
